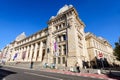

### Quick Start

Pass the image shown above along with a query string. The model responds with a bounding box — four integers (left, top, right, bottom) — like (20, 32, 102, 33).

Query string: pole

(101, 58, 104, 69)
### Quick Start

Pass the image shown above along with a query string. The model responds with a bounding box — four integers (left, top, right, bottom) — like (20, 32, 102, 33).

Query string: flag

(54, 41, 58, 52)
(13, 53, 18, 60)
(55, 52, 59, 56)
(54, 41, 59, 56)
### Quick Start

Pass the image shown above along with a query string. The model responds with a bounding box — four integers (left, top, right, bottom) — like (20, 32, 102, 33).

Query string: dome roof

(49, 4, 73, 20)
(57, 4, 73, 15)
(15, 32, 26, 41)
(50, 16, 55, 20)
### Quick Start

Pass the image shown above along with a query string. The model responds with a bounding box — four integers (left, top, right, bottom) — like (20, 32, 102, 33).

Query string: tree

(114, 37, 120, 61)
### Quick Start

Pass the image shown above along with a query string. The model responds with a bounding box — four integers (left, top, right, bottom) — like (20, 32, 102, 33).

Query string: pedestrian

(30, 61, 34, 69)
(75, 62, 80, 73)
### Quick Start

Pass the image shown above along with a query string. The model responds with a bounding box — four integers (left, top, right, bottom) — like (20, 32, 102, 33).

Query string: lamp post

(101, 58, 104, 69)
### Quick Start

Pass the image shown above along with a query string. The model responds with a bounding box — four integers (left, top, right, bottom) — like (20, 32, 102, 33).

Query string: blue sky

(0, 0, 120, 49)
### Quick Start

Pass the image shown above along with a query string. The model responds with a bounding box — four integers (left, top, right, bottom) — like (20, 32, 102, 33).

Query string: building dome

(49, 16, 55, 20)
(15, 32, 26, 41)
(57, 4, 73, 15)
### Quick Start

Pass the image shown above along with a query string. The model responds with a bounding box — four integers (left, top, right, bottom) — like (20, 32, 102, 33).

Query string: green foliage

(114, 41, 120, 61)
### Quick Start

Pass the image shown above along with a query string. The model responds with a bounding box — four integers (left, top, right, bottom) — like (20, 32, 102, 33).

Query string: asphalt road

(0, 66, 103, 80)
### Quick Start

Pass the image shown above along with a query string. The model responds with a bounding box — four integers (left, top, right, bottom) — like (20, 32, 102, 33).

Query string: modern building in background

(1, 5, 118, 69)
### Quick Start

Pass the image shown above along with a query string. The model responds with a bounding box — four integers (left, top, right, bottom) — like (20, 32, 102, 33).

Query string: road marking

(24, 72, 63, 80)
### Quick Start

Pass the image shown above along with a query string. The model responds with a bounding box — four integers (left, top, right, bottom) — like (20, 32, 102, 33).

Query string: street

(0, 66, 102, 80)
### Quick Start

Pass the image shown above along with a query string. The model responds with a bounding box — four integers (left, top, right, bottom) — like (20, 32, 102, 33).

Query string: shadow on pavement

(0, 66, 2, 68)
(106, 71, 120, 80)
(0, 68, 16, 80)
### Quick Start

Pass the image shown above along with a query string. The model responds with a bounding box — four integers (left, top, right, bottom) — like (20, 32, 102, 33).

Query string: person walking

(30, 61, 34, 69)
(75, 62, 80, 73)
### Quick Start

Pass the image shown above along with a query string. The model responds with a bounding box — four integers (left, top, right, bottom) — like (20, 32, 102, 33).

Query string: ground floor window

(54, 58, 56, 64)
(63, 57, 65, 64)
(63, 45, 66, 55)
(42, 49, 45, 61)
(58, 57, 60, 64)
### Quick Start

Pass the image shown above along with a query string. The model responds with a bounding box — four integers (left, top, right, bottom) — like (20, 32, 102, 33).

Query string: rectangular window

(63, 45, 66, 55)
(58, 36, 61, 42)
(31, 52, 34, 60)
(54, 58, 56, 64)
(43, 41, 46, 47)
(56, 26, 58, 30)
(63, 57, 65, 64)
(55, 37, 57, 42)
(28, 50, 30, 59)
(59, 46, 61, 55)
(63, 35, 66, 40)
(58, 57, 60, 64)
(37, 42, 40, 49)
(36, 50, 39, 61)
(59, 24, 61, 29)
(63, 23, 65, 27)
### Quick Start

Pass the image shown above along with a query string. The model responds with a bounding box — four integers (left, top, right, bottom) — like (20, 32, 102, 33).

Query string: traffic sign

(99, 52, 103, 58)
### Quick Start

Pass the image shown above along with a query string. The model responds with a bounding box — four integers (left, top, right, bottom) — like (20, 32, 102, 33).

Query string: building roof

(85, 32, 112, 47)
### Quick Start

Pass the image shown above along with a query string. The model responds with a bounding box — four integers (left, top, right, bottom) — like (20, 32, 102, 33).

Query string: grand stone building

(85, 32, 116, 68)
(1, 5, 117, 69)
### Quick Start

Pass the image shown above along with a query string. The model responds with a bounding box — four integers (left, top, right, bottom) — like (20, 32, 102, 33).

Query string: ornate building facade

(1, 5, 117, 69)
(85, 32, 115, 68)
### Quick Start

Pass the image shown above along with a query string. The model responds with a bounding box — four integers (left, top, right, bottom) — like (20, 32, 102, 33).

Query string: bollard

(109, 68, 112, 74)
(87, 70, 89, 73)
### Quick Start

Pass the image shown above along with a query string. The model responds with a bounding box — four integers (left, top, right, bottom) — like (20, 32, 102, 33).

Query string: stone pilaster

(38, 41, 43, 62)
(32, 43, 38, 61)
(25, 46, 29, 61)
(29, 44, 33, 61)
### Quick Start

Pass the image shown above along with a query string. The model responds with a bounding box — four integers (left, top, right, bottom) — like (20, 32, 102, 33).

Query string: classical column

(17, 48, 21, 61)
(18, 48, 22, 61)
(22, 47, 26, 61)
(16, 48, 20, 61)
(32, 42, 38, 61)
(25, 46, 29, 61)
(21, 48, 25, 61)
(29, 44, 33, 61)
(61, 23, 63, 28)
(61, 35, 63, 41)
(38, 41, 43, 62)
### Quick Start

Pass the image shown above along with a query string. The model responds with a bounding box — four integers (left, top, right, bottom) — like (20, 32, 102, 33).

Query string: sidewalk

(39, 68, 120, 80)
